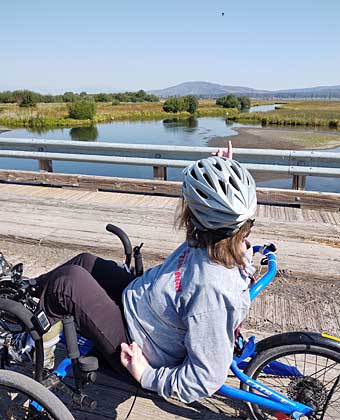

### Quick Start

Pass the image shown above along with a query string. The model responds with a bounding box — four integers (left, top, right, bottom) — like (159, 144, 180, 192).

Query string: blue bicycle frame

(51, 245, 314, 419)
(219, 247, 312, 419)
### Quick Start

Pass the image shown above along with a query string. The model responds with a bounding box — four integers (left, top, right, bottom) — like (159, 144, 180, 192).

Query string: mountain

(149, 81, 270, 98)
(274, 85, 340, 98)
(149, 81, 340, 98)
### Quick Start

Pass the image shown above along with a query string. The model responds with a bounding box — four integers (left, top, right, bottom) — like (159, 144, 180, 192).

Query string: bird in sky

(221, 12, 224, 16)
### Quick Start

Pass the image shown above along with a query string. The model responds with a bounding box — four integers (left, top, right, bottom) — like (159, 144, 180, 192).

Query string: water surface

(0, 105, 338, 192)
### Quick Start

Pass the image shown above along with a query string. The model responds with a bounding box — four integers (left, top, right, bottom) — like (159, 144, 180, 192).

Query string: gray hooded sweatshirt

(122, 242, 252, 403)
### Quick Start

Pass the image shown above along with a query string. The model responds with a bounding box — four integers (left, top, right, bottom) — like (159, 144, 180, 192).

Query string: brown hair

(175, 198, 253, 269)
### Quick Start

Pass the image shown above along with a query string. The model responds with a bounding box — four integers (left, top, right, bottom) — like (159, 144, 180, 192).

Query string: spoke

(251, 351, 340, 420)
(323, 373, 340, 389)
(259, 372, 287, 391)
(303, 352, 307, 376)
(312, 363, 339, 382)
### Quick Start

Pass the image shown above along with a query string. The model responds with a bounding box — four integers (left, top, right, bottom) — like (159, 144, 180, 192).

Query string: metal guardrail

(0, 138, 339, 189)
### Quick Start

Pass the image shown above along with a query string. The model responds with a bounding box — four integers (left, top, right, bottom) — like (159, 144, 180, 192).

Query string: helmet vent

(191, 169, 198, 180)
(214, 161, 222, 171)
(230, 163, 242, 180)
(196, 188, 208, 199)
(229, 176, 239, 191)
(203, 173, 213, 187)
(218, 179, 226, 195)
(197, 161, 204, 168)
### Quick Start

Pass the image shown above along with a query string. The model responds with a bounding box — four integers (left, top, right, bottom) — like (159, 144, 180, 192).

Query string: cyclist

(6, 146, 257, 403)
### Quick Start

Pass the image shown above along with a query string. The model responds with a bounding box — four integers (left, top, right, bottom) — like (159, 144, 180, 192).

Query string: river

(0, 104, 339, 193)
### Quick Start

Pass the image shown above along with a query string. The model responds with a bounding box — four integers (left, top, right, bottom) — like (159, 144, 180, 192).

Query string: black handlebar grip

(134, 253, 144, 277)
(266, 243, 277, 252)
(63, 315, 80, 360)
(106, 224, 132, 268)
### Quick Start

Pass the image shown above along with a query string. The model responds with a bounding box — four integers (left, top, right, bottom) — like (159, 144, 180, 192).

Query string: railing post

(292, 175, 306, 190)
(153, 165, 167, 180)
(38, 147, 53, 172)
(39, 159, 53, 172)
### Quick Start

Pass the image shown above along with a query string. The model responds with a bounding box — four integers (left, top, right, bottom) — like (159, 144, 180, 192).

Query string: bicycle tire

(0, 298, 44, 381)
(0, 369, 75, 420)
(242, 341, 340, 420)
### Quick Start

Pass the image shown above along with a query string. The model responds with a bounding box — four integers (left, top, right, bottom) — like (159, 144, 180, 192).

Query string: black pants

(35, 253, 134, 371)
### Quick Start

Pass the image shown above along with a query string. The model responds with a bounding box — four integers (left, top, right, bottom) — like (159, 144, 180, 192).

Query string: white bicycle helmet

(182, 156, 257, 232)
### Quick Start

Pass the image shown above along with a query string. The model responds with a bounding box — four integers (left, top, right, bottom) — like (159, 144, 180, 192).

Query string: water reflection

(70, 126, 99, 141)
(26, 126, 52, 135)
(162, 117, 198, 130)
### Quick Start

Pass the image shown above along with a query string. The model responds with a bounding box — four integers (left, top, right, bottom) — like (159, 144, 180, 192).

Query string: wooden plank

(0, 169, 181, 196)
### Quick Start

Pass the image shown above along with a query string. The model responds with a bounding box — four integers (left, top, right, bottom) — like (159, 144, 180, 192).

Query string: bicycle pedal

(73, 392, 97, 410)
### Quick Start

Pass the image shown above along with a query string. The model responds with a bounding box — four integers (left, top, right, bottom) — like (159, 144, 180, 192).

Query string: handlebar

(105, 224, 144, 277)
(106, 224, 132, 268)
(249, 244, 277, 301)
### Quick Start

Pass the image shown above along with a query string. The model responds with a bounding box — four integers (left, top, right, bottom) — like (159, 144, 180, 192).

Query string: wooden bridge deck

(0, 183, 339, 419)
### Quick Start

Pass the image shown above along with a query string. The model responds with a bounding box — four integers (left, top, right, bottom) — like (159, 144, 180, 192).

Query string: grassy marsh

(0, 100, 234, 128)
(236, 100, 340, 128)
(0, 100, 339, 129)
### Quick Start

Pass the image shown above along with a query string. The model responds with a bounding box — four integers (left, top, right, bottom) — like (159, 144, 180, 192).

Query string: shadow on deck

(66, 368, 246, 420)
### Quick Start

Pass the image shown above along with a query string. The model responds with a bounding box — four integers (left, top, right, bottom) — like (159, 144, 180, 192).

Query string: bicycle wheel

(0, 298, 44, 381)
(242, 342, 340, 420)
(0, 369, 75, 419)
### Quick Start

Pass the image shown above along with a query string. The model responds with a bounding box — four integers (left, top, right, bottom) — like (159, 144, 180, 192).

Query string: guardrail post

(292, 175, 306, 190)
(38, 147, 53, 172)
(153, 165, 167, 180)
(39, 159, 53, 172)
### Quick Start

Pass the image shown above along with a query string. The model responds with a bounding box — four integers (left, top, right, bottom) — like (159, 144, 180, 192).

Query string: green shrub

(239, 96, 251, 110)
(216, 94, 241, 109)
(163, 95, 199, 114)
(68, 101, 96, 120)
(183, 95, 198, 114)
(111, 99, 120, 106)
(163, 98, 182, 113)
(19, 91, 38, 107)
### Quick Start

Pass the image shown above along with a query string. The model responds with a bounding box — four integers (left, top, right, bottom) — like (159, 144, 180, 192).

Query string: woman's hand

(120, 341, 150, 383)
(211, 140, 233, 159)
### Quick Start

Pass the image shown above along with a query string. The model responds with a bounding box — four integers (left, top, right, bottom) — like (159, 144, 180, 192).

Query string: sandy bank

(209, 127, 340, 150)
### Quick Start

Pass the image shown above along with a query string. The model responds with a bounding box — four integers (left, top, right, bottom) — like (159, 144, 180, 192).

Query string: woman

(23, 151, 257, 403)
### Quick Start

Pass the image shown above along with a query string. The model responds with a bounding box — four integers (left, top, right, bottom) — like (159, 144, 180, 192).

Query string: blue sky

(1, 0, 339, 93)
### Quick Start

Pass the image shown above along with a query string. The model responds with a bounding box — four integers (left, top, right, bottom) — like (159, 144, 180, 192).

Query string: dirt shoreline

(209, 127, 340, 150)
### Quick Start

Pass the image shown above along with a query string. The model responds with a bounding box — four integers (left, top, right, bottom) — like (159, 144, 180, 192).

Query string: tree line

(162, 94, 251, 114)
(0, 89, 159, 106)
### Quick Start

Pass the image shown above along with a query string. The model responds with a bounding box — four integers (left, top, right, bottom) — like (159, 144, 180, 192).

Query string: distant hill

(149, 81, 340, 98)
(274, 85, 340, 98)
